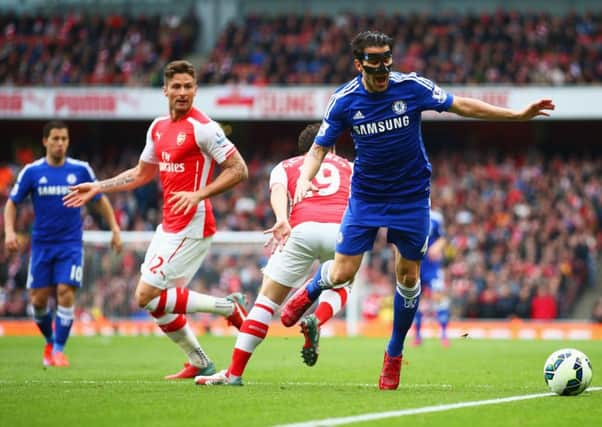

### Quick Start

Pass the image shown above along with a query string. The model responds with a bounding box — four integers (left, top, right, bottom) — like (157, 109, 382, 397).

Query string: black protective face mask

(357, 51, 393, 74)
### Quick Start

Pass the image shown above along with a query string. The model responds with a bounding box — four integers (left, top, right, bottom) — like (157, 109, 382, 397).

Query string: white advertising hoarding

(0, 86, 599, 120)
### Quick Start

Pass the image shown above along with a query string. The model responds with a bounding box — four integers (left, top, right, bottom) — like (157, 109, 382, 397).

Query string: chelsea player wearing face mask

(287, 30, 555, 390)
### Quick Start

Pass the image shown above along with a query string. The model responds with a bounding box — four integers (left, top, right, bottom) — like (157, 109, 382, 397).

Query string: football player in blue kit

(4, 121, 122, 367)
(284, 30, 555, 390)
(412, 210, 450, 347)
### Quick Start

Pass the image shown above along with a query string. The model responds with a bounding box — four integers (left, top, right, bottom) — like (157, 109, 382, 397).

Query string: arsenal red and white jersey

(270, 153, 352, 228)
(140, 107, 236, 237)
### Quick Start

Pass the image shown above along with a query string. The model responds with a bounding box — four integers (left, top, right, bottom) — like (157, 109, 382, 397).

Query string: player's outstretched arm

(64, 161, 157, 207)
(93, 195, 123, 254)
(169, 150, 248, 215)
(293, 143, 327, 205)
(449, 96, 555, 121)
(264, 183, 291, 254)
(3, 199, 20, 252)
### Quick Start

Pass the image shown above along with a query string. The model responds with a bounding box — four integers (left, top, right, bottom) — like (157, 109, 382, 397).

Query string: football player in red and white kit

(195, 123, 353, 386)
(64, 60, 249, 380)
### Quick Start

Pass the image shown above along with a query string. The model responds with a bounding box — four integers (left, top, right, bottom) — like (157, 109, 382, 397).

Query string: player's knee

(328, 264, 355, 286)
(400, 274, 419, 288)
(135, 288, 153, 309)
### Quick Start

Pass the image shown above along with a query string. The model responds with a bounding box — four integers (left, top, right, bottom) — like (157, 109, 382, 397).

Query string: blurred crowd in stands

(1, 9, 602, 86)
(1, 146, 600, 322)
(1, 7, 601, 324)
(0, 11, 199, 85)
(203, 10, 602, 85)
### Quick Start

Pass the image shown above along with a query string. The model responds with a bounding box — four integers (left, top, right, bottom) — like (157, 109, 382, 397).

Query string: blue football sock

(387, 282, 421, 357)
(414, 310, 423, 340)
(54, 305, 74, 353)
(305, 261, 332, 300)
(33, 306, 54, 344)
(436, 308, 450, 339)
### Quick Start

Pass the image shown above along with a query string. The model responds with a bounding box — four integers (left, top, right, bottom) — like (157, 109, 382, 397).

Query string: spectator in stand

(198, 11, 602, 85)
(530, 282, 558, 320)
(0, 12, 199, 86)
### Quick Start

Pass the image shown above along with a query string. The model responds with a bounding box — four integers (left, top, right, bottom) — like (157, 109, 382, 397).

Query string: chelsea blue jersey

(315, 72, 453, 202)
(9, 157, 100, 245)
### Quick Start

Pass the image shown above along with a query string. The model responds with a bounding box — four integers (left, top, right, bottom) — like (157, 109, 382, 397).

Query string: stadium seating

(1, 148, 599, 321)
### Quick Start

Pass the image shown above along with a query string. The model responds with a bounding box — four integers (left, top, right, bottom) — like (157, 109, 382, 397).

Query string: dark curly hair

(351, 31, 394, 60)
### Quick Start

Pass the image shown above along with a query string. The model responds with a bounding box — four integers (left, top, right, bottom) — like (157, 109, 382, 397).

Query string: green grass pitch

(0, 335, 600, 427)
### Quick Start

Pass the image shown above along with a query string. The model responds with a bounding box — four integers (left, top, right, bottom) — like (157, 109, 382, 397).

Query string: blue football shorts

(27, 243, 84, 289)
(336, 196, 430, 261)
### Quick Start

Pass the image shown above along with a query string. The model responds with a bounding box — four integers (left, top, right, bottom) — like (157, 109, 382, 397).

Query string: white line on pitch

(273, 387, 602, 427)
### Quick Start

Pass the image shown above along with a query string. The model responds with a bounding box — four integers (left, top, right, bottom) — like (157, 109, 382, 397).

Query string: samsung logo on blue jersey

(352, 116, 410, 136)
(37, 185, 71, 196)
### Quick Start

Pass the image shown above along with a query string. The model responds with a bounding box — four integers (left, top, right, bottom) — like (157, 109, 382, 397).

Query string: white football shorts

(263, 221, 340, 288)
(140, 225, 213, 289)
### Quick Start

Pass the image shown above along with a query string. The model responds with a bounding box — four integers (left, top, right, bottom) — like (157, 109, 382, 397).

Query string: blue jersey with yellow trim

(9, 157, 100, 244)
(315, 72, 453, 202)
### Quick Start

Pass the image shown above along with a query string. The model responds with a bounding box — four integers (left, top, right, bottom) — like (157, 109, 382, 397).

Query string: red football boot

(378, 351, 402, 390)
(52, 352, 70, 368)
(165, 362, 216, 380)
(225, 293, 248, 330)
(280, 286, 313, 327)
(43, 343, 54, 367)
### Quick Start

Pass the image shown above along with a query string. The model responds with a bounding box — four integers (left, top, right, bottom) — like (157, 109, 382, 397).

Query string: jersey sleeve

(269, 162, 288, 190)
(194, 120, 236, 163)
(9, 165, 33, 204)
(411, 74, 454, 113)
(315, 93, 348, 148)
(140, 119, 160, 164)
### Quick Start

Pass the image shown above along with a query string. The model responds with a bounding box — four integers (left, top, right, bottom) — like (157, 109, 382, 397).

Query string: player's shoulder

(389, 71, 435, 90)
(16, 158, 45, 177)
(333, 76, 362, 95)
(330, 76, 362, 104)
(22, 158, 46, 170)
(325, 153, 353, 169)
(186, 107, 213, 126)
(280, 155, 304, 168)
(65, 157, 92, 168)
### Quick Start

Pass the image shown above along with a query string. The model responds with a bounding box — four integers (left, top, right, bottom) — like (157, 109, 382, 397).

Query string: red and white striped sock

(145, 288, 233, 317)
(228, 295, 279, 378)
(152, 312, 210, 368)
(314, 287, 350, 327)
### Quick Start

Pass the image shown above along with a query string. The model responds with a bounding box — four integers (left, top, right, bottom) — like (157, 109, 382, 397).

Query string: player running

(195, 123, 353, 386)
(290, 30, 554, 390)
(64, 60, 249, 379)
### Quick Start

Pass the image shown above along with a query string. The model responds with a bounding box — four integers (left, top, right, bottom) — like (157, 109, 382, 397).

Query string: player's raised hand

(169, 191, 202, 215)
(63, 182, 100, 207)
(264, 219, 292, 254)
(293, 178, 318, 205)
(517, 99, 555, 120)
(4, 230, 20, 252)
